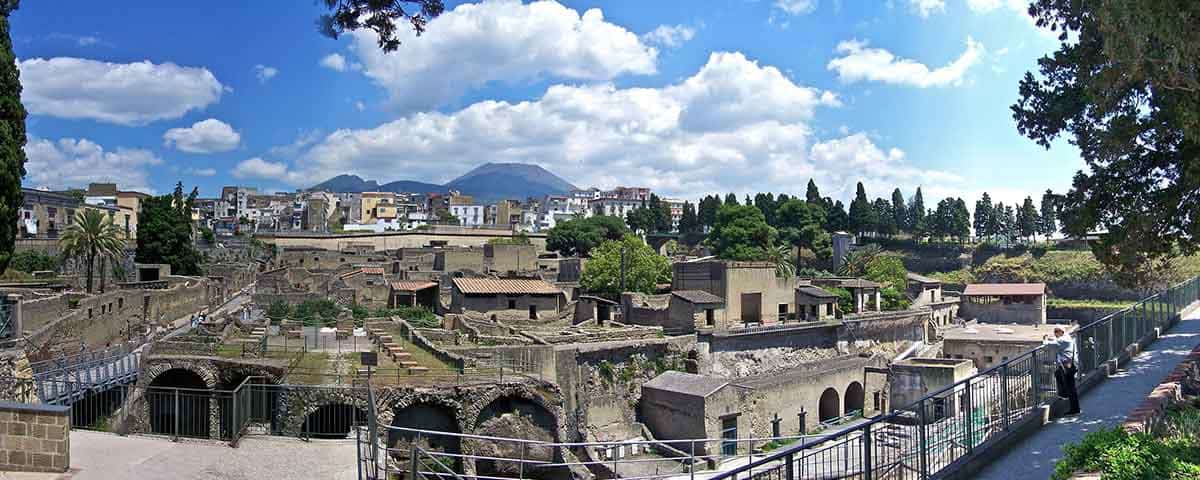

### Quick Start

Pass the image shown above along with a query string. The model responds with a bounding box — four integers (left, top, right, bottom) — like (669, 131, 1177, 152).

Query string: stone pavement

(0, 430, 357, 480)
(975, 306, 1200, 479)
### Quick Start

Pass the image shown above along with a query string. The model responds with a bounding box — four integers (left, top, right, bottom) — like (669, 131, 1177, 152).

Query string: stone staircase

(364, 326, 431, 375)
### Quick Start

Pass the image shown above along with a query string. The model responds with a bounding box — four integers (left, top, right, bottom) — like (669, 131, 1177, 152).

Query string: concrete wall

(944, 339, 1042, 371)
(0, 402, 70, 473)
(889, 358, 975, 412)
(959, 295, 1046, 325)
(672, 262, 804, 328)
(485, 244, 537, 273)
(668, 295, 725, 334)
(702, 323, 838, 353)
(436, 250, 485, 273)
(451, 294, 559, 321)
(737, 355, 886, 436)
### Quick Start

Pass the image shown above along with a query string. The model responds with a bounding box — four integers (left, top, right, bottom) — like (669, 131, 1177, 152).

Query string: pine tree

(679, 201, 699, 233)
(1039, 189, 1058, 239)
(724, 193, 739, 206)
(954, 198, 971, 243)
(848, 182, 874, 236)
(873, 198, 896, 236)
(973, 193, 994, 241)
(0, 3, 27, 273)
(805, 179, 821, 205)
(908, 187, 926, 236)
(891, 188, 907, 234)
(1018, 196, 1039, 242)
(827, 200, 850, 232)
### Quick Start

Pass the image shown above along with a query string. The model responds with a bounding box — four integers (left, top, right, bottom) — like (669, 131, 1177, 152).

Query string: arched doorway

(818, 387, 840, 423)
(302, 403, 367, 439)
(844, 381, 865, 415)
(389, 403, 462, 472)
(148, 368, 211, 438)
(472, 396, 561, 480)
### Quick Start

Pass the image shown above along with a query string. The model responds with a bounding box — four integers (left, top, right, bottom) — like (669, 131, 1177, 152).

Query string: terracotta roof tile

(963, 283, 1046, 296)
(390, 281, 438, 292)
(452, 278, 560, 295)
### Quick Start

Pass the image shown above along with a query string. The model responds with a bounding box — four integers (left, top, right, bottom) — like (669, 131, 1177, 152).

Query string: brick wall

(1122, 344, 1200, 434)
(0, 402, 69, 473)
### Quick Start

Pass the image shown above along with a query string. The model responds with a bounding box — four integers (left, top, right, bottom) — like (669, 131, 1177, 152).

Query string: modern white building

(450, 205, 485, 226)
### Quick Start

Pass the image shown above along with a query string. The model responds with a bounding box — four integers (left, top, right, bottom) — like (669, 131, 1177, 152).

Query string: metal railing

(361, 425, 839, 480)
(701, 276, 1200, 480)
(0, 301, 13, 340)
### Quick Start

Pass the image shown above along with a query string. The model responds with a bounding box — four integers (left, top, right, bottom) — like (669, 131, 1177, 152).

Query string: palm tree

(839, 244, 883, 277)
(767, 244, 796, 278)
(60, 209, 124, 293)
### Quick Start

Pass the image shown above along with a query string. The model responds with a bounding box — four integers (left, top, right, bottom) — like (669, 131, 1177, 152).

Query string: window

(720, 416, 738, 456)
(508, 299, 517, 309)
(984, 356, 994, 364)
(118, 298, 123, 309)
(528, 305, 537, 320)
(47, 207, 57, 218)
(778, 304, 788, 321)
(88, 308, 93, 318)
(705, 309, 715, 327)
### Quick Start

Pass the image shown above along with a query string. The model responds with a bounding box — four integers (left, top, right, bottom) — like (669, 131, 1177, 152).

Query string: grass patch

(283, 351, 331, 385)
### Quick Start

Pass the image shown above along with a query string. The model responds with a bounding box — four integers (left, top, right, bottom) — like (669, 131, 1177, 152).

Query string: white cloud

(965, 0, 1021, 13)
(232, 157, 291, 180)
(642, 24, 696, 49)
(355, 101, 366, 112)
(909, 0, 945, 17)
(250, 50, 959, 203)
(773, 0, 818, 15)
(18, 57, 224, 126)
(185, 167, 217, 177)
(254, 64, 278, 83)
(23, 137, 162, 192)
(346, 0, 658, 111)
(827, 36, 984, 87)
(162, 118, 241, 153)
(320, 53, 348, 72)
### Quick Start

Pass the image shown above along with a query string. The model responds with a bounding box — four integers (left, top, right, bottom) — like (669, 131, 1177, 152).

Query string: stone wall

(0, 402, 69, 473)
(702, 323, 839, 352)
(840, 309, 928, 344)
(1123, 343, 1200, 434)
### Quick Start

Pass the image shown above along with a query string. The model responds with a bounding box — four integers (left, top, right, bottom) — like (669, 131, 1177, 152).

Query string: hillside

(307, 162, 575, 202)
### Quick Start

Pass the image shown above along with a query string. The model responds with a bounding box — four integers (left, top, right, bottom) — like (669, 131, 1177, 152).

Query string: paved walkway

(0, 431, 357, 480)
(976, 306, 1200, 479)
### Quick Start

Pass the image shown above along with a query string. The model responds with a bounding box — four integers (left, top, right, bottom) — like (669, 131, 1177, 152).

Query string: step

(391, 352, 413, 360)
(407, 366, 430, 373)
(399, 360, 420, 367)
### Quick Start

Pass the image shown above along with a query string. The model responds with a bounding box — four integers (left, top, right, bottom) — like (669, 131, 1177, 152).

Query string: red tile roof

(963, 283, 1046, 296)
(452, 278, 560, 295)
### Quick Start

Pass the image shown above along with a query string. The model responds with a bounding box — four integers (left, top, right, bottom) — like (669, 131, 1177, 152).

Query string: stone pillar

(0, 402, 71, 473)
(874, 291, 882, 312)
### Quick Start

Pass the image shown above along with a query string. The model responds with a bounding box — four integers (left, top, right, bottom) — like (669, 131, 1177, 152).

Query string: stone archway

(389, 402, 464, 471)
(471, 396, 560, 480)
(148, 368, 212, 437)
(844, 381, 865, 415)
(302, 403, 368, 439)
(819, 387, 840, 423)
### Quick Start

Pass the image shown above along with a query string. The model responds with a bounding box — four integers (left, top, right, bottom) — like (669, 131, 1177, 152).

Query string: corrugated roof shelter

(672, 290, 725, 305)
(796, 285, 838, 299)
(963, 283, 1045, 297)
(642, 371, 730, 398)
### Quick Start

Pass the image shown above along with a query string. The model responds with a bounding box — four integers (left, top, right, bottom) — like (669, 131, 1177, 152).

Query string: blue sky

(13, 0, 1079, 207)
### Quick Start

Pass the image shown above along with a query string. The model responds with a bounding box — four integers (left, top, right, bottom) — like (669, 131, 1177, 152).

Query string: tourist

(1044, 326, 1080, 415)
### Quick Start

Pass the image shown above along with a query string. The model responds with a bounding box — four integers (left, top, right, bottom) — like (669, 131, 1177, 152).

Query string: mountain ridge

(308, 162, 577, 203)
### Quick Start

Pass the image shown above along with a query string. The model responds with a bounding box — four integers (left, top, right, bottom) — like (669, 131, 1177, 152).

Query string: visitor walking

(1044, 326, 1080, 415)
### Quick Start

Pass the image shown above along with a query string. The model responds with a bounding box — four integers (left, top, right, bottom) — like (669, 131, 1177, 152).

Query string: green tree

(435, 210, 460, 225)
(580, 235, 670, 298)
(848, 182, 874, 236)
(546, 215, 631, 257)
(974, 193, 994, 240)
(678, 201, 699, 234)
(318, 0, 444, 52)
(649, 194, 672, 233)
(136, 183, 203, 275)
(8, 249, 58, 273)
(1013, 0, 1200, 285)
(839, 244, 883, 277)
(706, 204, 777, 261)
(872, 198, 897, 236)
(697, 195, 720, 231)
(754, 193, 777, 227)
(805, 179, 822, 205)
(953, 198, 971, 243)
(864, 255, 906, 290)
(266, 300, 291, 325)
(724, 193, 739, 206)
(826, 200, 850, 232)
(0, 3, 26, 274)
(625, 206, 656, 234)
(1039, 190, 1058, 239)
(891, 188, 907, 234)
(60, 209, 124, 293)
(1018, 196, 1040, 242)
(908, 187, 926, 235)
(766, 244, 795, 278)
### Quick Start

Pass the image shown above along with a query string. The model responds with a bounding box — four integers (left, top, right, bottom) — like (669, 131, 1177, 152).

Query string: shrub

(9, 250, 59, 273)
(826, 287, 854, 316)
(371, 306, 439, 328)
(1051, 426, 1200, 480)
(266, 300, 291, 325)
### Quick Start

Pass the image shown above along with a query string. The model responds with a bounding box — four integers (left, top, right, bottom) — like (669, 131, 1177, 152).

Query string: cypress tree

(805, 179, 821, 204)
(0, 2, 27, 272)
(848, 182, 873, 236)
(908, 187, 926, 235)
(890, 188, 906, 234)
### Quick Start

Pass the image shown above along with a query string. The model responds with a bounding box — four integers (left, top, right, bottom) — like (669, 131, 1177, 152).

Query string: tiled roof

(671, 290, 725, 305)
(796, 285, 838, 299)
(452, 278, 560, 295)
(643, 371, 729, 397)
(390, 281, 438, 292)
(963, 283, 1046, 296)
(361, 267, 385, 275)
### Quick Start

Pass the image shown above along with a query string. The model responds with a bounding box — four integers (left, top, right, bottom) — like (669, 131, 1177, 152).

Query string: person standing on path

(1044, 326, 1080, 415)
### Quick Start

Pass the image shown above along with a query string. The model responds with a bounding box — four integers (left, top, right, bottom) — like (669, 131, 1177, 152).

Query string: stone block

(45, 426, 65, 441)
(7, 423, 25, 437)
(30, 453, 51, 468)
(0, 412, 11, 421)
(8, 449, 26, 466)
(36, 415, 60, 425)
(31, 424, 45, 439)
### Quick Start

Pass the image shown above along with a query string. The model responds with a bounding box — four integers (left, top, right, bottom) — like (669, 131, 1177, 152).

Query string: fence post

(231, 390, 238, 444)
(862, 422, 873, 480)
(174, 389, 180, 441)
(690, 440, 696, 480)
(785, 453, 794, 480)
(410, 432, 421, 480)
(1001, 363, 1010, 431)
(918, 399, 929, 479)
(963, 377, 974, 451)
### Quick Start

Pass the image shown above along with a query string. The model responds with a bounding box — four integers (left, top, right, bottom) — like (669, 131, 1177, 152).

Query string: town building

(889, 357, 976, 419)
(812, 278, 882, 314)
(942, 322, 1071, 370)
(794, 285, 838, 321)
(19, 188, 80, 239)
(672, 260, 808, 328)
(959, 283, 1047, 325)
(388, 281, 439, 311)
(449, 278, 561, 321)
(360, 192, 398, 224)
